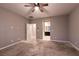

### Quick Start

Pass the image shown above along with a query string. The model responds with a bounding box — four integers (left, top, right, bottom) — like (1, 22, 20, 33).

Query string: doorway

(27, 24, 36, 42)
(43, 21, 50, 41)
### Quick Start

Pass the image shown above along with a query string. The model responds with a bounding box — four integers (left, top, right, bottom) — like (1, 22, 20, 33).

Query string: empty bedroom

(0, 3, 79, 56)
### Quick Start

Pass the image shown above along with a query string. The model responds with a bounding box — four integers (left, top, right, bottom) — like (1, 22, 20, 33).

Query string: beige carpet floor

(0, 40, 79, 56)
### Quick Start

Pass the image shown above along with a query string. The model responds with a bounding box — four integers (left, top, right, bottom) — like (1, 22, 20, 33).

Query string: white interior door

(27, 24, 36, 42)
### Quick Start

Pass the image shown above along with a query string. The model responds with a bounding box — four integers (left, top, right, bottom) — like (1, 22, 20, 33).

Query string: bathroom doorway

(43, 21, 50, 41)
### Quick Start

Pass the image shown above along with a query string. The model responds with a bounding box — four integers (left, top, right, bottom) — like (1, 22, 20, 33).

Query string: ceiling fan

(24, 3, 48, 12)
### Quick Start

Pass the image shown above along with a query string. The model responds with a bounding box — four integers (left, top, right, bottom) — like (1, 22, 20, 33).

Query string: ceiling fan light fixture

(35, 6, 39, 10)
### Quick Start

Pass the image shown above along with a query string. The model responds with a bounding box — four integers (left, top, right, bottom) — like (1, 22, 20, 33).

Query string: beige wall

(51, 15, 69, 41)
(69, 5, 79, 48)
(0, 8, 29, 48)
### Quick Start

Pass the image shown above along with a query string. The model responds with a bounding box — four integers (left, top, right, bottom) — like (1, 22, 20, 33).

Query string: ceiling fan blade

(24, 3, 32, 7)
(24, 3, 35, 7)
(39, 7, 44, 12)
(39, 3, 48, 6)
(32, 7, 35, 12)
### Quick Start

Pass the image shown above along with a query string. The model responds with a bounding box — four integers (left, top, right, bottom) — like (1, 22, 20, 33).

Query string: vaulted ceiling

(0, 3, 78, 19)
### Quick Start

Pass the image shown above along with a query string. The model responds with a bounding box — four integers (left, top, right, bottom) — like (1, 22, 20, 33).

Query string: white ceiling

(0, 3, 78, 19)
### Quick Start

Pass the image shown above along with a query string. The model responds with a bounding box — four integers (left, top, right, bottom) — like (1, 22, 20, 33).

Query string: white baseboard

(0, 40, 79, 52)
(69, 42, 79, 51)
(51, 40, 69, 43)
(0, 40, 22, 50)
(51, 40, 79, 51)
